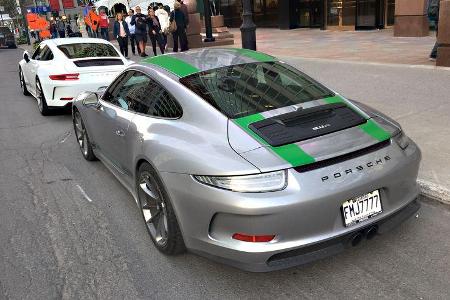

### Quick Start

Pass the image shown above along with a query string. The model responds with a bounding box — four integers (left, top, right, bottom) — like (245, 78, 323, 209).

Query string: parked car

(18, 38, 131, 115)
(72, 48, 421, 272)
(0, 26, 16, 48)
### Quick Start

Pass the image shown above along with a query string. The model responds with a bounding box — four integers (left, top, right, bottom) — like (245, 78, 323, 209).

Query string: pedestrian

(177, 0, 189, 27)
(49, 21, 57, 39)
(125, 9, 139, 55)
(170, 1, 189, 52)
(131, 6, 148, 57)
(69, 17, 81, 37)
(147, 8, 165, 56)
(56, 18, 66, 38)
(155, 3, 169, 48)
(428, 0, 441, 61)
(114, 13, 130, 58)
(99, 9, 110, 40)
(89, 6, 100, 38)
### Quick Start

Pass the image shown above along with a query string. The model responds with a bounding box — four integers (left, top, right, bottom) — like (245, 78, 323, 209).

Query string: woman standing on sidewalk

(147, 8, 165, 56)
(113, 13, 130, 58)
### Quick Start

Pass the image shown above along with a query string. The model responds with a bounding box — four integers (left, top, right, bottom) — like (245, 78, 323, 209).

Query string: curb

(418, 179, 450, 205)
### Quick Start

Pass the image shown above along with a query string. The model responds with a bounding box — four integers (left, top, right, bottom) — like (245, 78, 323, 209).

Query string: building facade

(221, 0, 396, 30)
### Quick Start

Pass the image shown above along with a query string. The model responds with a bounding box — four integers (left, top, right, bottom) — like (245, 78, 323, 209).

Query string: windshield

(58, 43, 119, 59)
(180, 62, 334, 119)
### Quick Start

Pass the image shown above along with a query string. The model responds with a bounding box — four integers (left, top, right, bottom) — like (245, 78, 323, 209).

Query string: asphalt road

(1, 48, 450, 300)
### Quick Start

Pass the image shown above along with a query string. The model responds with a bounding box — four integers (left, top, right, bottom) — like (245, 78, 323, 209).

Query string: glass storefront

(220, 0, 394, 29)
(221, 0, 279, 28)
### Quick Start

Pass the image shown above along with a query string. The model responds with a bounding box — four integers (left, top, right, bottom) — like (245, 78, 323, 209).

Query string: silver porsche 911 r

(72, 48, 421, 272)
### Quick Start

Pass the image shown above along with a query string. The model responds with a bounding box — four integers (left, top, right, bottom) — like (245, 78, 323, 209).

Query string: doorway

(356, 0, 384, 29)
(298, 0, 322, 28)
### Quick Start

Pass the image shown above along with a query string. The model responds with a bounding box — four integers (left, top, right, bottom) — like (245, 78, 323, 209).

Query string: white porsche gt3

(18, 38, 131, 115)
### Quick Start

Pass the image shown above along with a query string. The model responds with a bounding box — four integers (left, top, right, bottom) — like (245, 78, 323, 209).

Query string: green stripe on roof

(231, 48, 277, 62)
(233, 114, 316, 167)
(142, 55, 199, 77)
(359, 119, 391, 142)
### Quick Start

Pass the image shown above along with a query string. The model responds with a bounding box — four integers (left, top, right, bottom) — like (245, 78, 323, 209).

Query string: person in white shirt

(125, 9, 138, 55)
(155, 3, 169, 48)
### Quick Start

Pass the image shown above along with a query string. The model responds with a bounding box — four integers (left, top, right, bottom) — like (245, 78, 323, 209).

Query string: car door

(24, 44, 51, 96)
(87, 70, 140, 179)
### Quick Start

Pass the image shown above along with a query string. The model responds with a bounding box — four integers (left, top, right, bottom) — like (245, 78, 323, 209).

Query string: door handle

(115, 129, 125, 137)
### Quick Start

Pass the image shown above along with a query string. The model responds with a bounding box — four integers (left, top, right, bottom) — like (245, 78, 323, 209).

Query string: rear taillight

(232, 233, 275, 243)
(49, 73, 79, 80)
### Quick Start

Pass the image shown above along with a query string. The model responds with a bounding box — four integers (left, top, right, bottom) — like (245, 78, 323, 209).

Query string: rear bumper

(193, 198, 420, 272)
(160, 139, 421, 272)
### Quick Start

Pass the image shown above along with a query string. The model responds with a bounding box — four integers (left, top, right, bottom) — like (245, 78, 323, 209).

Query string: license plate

(341, 190, 382, 227)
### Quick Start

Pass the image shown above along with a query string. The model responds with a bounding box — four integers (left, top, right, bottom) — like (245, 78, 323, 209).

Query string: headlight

(394, 131, 410, 150)
(193, 170, 287, 193)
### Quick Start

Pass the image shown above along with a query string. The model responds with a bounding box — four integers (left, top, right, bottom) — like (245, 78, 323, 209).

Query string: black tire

(73, 110, 97, 161)
(8, 44, 17, 49)
(19, 68, 30, 96)
(137, 163, 185, 255)
(36, 79, 50, 116)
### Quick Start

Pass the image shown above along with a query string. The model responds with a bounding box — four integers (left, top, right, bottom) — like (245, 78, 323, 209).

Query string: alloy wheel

(36, 81, 43, 112)
(138, 171, 169, 247)
(73, 112, 88, 156)
(19, 71, 25, 92)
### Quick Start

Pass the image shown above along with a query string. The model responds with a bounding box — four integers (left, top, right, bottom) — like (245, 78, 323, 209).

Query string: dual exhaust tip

(350, 225, 378, 247)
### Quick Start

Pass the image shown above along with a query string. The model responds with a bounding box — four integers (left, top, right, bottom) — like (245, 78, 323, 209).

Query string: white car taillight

(49, 73, 79, 80)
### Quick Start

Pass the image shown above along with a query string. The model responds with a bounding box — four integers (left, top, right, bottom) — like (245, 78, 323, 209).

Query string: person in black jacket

(131, 6, 148, 57)
(170, 1, 189, 52)
(113, 13, 131, 58)
(147, 8, 165, 56)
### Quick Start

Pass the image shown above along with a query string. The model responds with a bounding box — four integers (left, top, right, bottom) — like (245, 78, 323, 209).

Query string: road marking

(76, 184, 93, 203)
(59, 132, 71, 144)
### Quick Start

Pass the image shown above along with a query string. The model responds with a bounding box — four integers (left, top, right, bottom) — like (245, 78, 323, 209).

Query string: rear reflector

(60, 97, 73, 101)
(49, 73, 79, 80)
(232, 233, 275, 243)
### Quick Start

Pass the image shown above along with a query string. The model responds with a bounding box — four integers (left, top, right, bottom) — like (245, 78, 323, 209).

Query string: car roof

(138, 48, 278, 78)
(46, 37, 113, 46)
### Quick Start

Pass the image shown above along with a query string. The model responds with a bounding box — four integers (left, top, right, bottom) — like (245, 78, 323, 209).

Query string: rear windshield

(180, 62, 334, 119)
(58, 43, 119, 59)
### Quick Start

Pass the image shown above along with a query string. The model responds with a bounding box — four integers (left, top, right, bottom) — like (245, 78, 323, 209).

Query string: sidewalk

(228, 28, 438, 66)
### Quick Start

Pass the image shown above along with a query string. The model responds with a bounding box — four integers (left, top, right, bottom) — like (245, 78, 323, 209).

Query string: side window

(32, 45, 42, 60)
(41, 48, 54, 61)
(108, 71, 183, 118)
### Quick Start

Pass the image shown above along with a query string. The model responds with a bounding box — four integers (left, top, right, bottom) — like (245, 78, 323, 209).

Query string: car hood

(228, 95, 400, 173)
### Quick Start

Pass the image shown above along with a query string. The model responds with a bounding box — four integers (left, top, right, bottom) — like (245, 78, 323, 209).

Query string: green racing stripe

(233, 114, 316, 167)
(323, 95, 391, 142)
(142, 55, 200, 77)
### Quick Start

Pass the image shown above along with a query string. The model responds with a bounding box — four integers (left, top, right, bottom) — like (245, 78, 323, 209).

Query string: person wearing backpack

(428, 0, 441, 60)
(131, 6, 148, 57)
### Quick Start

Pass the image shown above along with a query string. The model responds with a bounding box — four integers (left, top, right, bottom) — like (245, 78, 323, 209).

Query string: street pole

(203, 0, 215, 42)
(240, 0, 256, 50)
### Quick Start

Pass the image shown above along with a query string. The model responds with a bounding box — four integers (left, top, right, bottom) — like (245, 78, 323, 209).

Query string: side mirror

(23, 51, 30, 63)
(82, 92, 100, 107)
